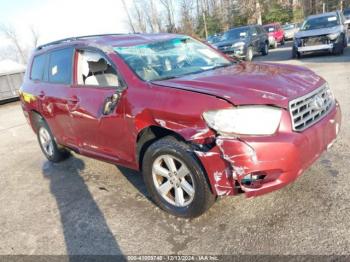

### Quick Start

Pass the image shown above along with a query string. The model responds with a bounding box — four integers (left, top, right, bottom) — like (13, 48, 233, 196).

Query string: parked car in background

(20, 33, 341, 218)
(214, 25, 269, 61)
(263, 22, 285, 48)
(293, 11, 349, 58)
(343, 7, 350, 22)
(206, 34, 222, 46)
(282, 23, 300, 40)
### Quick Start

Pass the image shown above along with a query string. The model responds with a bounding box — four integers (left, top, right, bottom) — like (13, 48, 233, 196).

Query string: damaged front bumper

(195, 102, 341, 197)
(298, 43, 334, 52)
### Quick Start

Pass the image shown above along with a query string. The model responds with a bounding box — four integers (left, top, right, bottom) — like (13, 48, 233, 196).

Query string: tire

(281, 37, 285, 46)
(333, 35, 345, 55)
(292, 47, 301, 59)
(142, 137, 215, 218)
(343, 34, 348, 48)
(245, 46, 254, 61)
(272, 41, 278, 49)
(261, 42, 268, 56)
(37, 119, 70, 162)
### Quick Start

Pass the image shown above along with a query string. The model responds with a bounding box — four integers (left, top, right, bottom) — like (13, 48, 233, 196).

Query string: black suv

(214, 25, 269, 61)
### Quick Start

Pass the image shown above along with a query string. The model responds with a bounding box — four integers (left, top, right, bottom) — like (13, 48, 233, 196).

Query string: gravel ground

(0, 42, 349, 257)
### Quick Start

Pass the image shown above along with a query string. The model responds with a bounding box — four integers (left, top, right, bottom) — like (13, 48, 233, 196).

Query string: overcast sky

(0, 0, 131, 47)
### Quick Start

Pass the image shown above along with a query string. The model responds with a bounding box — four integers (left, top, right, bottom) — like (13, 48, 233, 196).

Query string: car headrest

(88, 59, 108, 74)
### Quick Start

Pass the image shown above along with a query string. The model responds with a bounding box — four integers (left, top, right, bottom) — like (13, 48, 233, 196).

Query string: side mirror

(103, 92, 120, 115)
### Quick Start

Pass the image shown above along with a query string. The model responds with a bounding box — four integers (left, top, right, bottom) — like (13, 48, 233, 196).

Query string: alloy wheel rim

(248, 48, 253, 60)
(152, 154, 195, 207)
(39, 127, 54, 157)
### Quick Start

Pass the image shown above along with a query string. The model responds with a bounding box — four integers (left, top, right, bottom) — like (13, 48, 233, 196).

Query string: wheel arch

(136, 125, 187, 171)
(29, 110, 45, 134)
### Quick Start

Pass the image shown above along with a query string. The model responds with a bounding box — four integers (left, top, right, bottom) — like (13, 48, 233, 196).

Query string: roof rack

(36, 33, 125, 50)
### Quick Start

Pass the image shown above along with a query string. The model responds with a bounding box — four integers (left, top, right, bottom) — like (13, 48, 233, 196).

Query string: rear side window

(48, 48, 73, 84)
(30, 54, 46, 81)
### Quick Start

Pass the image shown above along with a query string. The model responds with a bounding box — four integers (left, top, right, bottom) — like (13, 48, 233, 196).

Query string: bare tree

(145, 0, 164, 32)
(133, 0, 147, 32)
(30, 26, 40, 48)
(0, 24, 26, 64)
(159, 0, 176, 32)
(180, 0, 195, 35)
(121, 0, 136, 33)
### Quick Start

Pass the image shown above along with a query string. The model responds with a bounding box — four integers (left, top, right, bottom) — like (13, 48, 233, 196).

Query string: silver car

(293, 11, 349, 58)
(282, 23, 300, 40)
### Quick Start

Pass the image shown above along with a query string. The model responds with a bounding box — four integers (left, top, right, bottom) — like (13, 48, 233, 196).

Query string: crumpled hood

(295, 26, 341, 38)
(152, 62, 325, 109)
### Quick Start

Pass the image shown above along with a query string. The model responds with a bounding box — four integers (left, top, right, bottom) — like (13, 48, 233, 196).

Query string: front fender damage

(194, 136, 258, 196)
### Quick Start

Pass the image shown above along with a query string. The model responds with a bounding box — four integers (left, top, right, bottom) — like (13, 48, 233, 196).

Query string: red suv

(263, 23, 285, 48)
(20, 34, 341, 218)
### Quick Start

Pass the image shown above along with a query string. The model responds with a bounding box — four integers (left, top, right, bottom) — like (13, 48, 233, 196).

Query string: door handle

(38, 91, 45, 98)
(68, 96, 79, 104)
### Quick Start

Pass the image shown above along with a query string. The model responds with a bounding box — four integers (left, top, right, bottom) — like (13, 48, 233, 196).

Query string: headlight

(203, 106, 282, 136)
(328, 32, 339, 40)
(232, 42, 245, 48)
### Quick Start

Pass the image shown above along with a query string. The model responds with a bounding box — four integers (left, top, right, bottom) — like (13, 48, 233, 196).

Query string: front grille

(289, 83, 335, 132)
(301, 35, 330, 46)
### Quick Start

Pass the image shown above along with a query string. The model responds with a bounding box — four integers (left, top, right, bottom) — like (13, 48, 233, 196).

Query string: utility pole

(322, 2, 325, 13)
(256, 0, 262, 25)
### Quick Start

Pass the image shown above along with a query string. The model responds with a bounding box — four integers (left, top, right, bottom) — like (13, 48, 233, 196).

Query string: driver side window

(76, 49, 120, 88)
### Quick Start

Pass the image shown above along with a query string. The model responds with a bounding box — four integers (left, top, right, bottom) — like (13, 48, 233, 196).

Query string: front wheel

(245, 46, 254, 61)
(292, 47, 301, 59)
(142, 137, 215, 218)
(37, 119, 70, 162)
(261, 42, 268, 56)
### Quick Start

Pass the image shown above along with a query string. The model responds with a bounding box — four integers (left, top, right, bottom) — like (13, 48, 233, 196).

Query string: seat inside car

(77, 50, 119, 87)
(85, 59, 119, 86)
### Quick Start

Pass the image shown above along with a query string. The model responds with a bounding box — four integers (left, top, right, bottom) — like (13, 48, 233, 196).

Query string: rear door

(38, 47, 77, 146)
(68, 48, 131, 164)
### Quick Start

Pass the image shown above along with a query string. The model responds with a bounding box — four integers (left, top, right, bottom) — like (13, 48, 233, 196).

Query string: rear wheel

(37, 119, 70, 162)
(272, 41, 278, 49)
(142, 137, 215, 218)
(281, 37, 285, 46)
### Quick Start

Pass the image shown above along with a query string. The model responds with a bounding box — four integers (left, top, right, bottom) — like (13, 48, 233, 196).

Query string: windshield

(301, 15, 339, 30)
(207, 35, 222, 44)
(221, 28, 249, 41)
(114, 37, 232, 81)
(344, 9, 350, 16)
(282, 24, 295, 30)
(263, 25, 275, 32)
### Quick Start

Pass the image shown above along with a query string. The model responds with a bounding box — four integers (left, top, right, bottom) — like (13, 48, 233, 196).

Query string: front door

(68, 48, 131, 165)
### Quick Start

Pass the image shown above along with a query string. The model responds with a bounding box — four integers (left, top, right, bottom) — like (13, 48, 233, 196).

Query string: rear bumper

(298, 43, 333, 52)
(196, 102, 341, 197)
